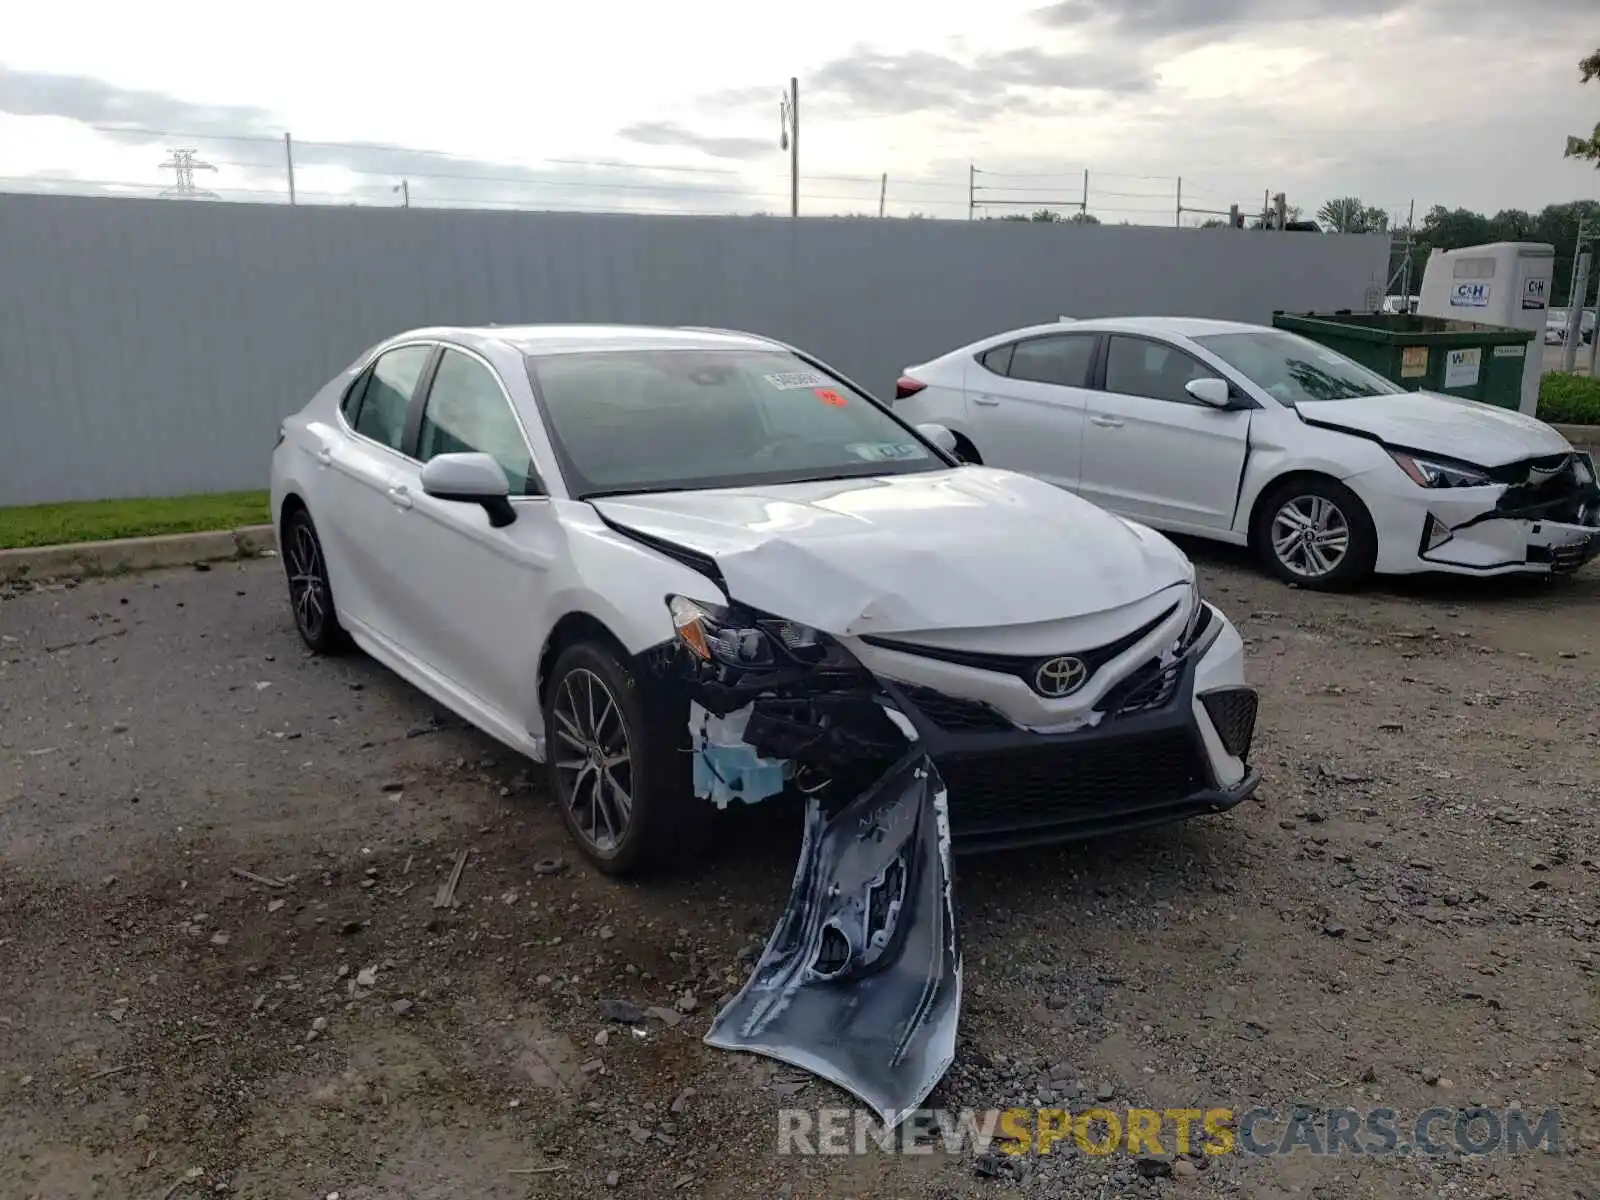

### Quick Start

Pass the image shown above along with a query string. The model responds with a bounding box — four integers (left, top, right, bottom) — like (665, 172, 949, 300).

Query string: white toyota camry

(894, 318, 1600, 590)
(270, 324, 1260, 877)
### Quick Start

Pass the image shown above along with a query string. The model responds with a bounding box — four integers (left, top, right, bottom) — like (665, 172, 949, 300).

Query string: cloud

(1031, 0, 1404, 39)
(1032, 0, 1591, 39)
(0, 63, 279, 136)
(808, 44, 1153, 119)
(0, 65, 765, 214)
(616, 121, 771, 161)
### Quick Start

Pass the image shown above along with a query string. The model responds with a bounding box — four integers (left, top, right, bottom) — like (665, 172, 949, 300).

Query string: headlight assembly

(1389, 451, 1492, 489)
(667, 595, 826, 669)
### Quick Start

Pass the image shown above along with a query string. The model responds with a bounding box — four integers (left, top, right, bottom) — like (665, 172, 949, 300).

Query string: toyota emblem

(1034, 656, 1088, 698)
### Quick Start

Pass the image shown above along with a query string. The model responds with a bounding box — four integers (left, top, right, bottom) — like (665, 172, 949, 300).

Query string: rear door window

(351, 345, 432, 452)
(1007, 335, 1098, 387)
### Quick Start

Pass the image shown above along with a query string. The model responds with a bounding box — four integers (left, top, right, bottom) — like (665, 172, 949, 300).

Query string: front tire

(543, 641, 696, 877)
(1253, 477, 1377, 592)
(282, 507, 351, 654)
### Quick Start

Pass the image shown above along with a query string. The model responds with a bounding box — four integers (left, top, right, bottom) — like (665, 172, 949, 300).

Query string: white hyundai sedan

(270, 325, 1260, 877)
(895, 318, 1600, 591)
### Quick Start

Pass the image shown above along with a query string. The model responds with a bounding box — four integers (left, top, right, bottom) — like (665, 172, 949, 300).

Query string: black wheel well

(537, 612, 630, 707)
(950, 430, 982, 464)
(1246, 470, 1351, 549)
(279, 493, 308, 536)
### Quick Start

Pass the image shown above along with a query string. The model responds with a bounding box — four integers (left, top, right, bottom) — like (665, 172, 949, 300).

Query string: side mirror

(1185, 378, 1233, 409)
(420, 452, 518, 528)
(915, 422, 959, 454)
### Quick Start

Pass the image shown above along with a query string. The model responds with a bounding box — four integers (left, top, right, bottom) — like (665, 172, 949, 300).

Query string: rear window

(525, 348, 944, 498)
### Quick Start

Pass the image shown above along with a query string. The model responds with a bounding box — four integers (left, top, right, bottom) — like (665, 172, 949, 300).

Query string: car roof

(385, 324, 785, 358)
(1005, 316, 1267, 340)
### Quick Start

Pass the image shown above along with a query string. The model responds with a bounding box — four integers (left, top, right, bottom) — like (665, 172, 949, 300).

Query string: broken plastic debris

(689, 702, 793, 809)
(704, 748, 960, 1129)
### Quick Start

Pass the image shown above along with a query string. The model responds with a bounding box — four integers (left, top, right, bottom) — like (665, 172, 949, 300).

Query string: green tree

(1317, 197, 1388, 233)
(1563, 49, 1600, 166)
(1066, 211, 1101, 225)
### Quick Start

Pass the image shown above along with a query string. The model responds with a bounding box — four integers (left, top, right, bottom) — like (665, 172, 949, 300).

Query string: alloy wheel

(1270, 494, 1350, 580)
(287, 521, 329, 641)
(551, 668, 634, 854)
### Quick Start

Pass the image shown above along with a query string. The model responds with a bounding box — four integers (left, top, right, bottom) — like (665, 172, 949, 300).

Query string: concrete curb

(1553, 423, 1600, 452)
(0, 524, 277, 584)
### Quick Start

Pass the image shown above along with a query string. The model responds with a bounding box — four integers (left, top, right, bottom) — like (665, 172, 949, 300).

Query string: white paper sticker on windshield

(763, 370, 830, 390)
(848, 442, 925, 462)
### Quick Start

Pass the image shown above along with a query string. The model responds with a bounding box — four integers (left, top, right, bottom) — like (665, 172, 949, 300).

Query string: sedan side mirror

(1185, 377, 1233, 409)
(420, 452, 518, 528)
(915, 422, 959, 454)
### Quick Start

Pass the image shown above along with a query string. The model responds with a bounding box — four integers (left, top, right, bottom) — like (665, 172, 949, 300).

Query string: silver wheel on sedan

(1269, 494, 1350, 580)
(550, 667, 635, 854)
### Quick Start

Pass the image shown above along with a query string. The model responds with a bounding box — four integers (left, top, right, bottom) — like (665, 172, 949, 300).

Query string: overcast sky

(1, 0, 1596, 223)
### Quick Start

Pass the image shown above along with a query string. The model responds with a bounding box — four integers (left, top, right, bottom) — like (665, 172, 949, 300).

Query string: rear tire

(281, 507, 352, 654)
(1253, 476, 1377, 592)
(543, 640, 698, 878)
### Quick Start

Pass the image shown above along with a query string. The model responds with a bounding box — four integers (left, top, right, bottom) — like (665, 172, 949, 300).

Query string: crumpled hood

(1299, 391, 1571, 467)
(591, 467, 1191, 635)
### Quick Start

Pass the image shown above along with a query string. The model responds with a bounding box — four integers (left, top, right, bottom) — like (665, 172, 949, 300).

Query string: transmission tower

(158, 149, 220, 199)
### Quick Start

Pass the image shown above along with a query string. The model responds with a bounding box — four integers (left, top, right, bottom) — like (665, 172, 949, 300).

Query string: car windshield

(525, 347, 944, 498)
(1192, 329, 1406, 405)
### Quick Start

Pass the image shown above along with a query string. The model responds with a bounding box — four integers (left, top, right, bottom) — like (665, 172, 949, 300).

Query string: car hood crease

(1297, 392, 1571, 467)
(590, 469, 1190, 635)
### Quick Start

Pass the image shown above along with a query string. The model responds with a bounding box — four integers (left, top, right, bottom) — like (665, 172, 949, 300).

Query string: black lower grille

(939, 728, 1209, 836)
(899, 684, 1013, 732)
(1199, 687, 1258, 760)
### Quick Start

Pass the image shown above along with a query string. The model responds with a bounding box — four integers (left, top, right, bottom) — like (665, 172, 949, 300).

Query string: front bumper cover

(704, 749, 960, 1127)
(1413, 451, 1600, 575)
(878, 655, 1260, 854)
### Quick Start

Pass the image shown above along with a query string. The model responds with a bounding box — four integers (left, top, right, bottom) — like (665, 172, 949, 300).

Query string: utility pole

(1080, 170, 1089, 220)
(779, 77, 799, 218)
(878, 172, 887, 218)
(1175, 177, 1182, 228)
(158, 148, 219, 199)
(1563, 245, 1591, 372)
(393, 180, 410, 208)
(968, 165, 976, 221)
(284, 133, 297, 205)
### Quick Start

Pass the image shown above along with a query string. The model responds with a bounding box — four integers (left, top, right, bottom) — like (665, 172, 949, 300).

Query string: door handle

(972, 395, 1001, 407)
(316, 446, 333, 466)
(387, 485, 413, 511)
(1089, 415, 1124, 429)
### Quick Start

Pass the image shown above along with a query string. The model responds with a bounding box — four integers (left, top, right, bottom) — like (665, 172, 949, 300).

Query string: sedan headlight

(1389, 451, 1492, 489)
(667, 595, 825, 669)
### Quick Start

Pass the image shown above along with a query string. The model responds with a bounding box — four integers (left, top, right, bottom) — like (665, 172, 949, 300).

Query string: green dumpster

(1271, 310, 1534, 410)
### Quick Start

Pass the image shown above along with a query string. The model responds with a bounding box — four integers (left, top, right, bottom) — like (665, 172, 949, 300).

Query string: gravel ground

(0, 552, 1596, 1200)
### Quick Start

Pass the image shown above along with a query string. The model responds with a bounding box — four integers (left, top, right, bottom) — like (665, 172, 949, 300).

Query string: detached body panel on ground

(896, 317, 1600, 589)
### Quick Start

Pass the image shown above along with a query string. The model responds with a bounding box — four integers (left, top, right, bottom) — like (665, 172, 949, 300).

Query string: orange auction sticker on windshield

(815, 389, 848, 407)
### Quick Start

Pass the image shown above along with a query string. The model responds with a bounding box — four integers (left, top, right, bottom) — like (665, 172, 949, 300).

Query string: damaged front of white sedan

(270, 323, 1260, 1129)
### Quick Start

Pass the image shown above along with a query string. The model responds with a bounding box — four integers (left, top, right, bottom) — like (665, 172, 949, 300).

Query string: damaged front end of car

(652, 592, 960, 1127)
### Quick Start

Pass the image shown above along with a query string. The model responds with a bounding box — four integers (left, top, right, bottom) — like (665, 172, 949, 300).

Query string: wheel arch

(1245, 468, 1361, 551)
(536, 611, 633, 711)
(278, 491, 308, 532)
(948, 428, 983, 465)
